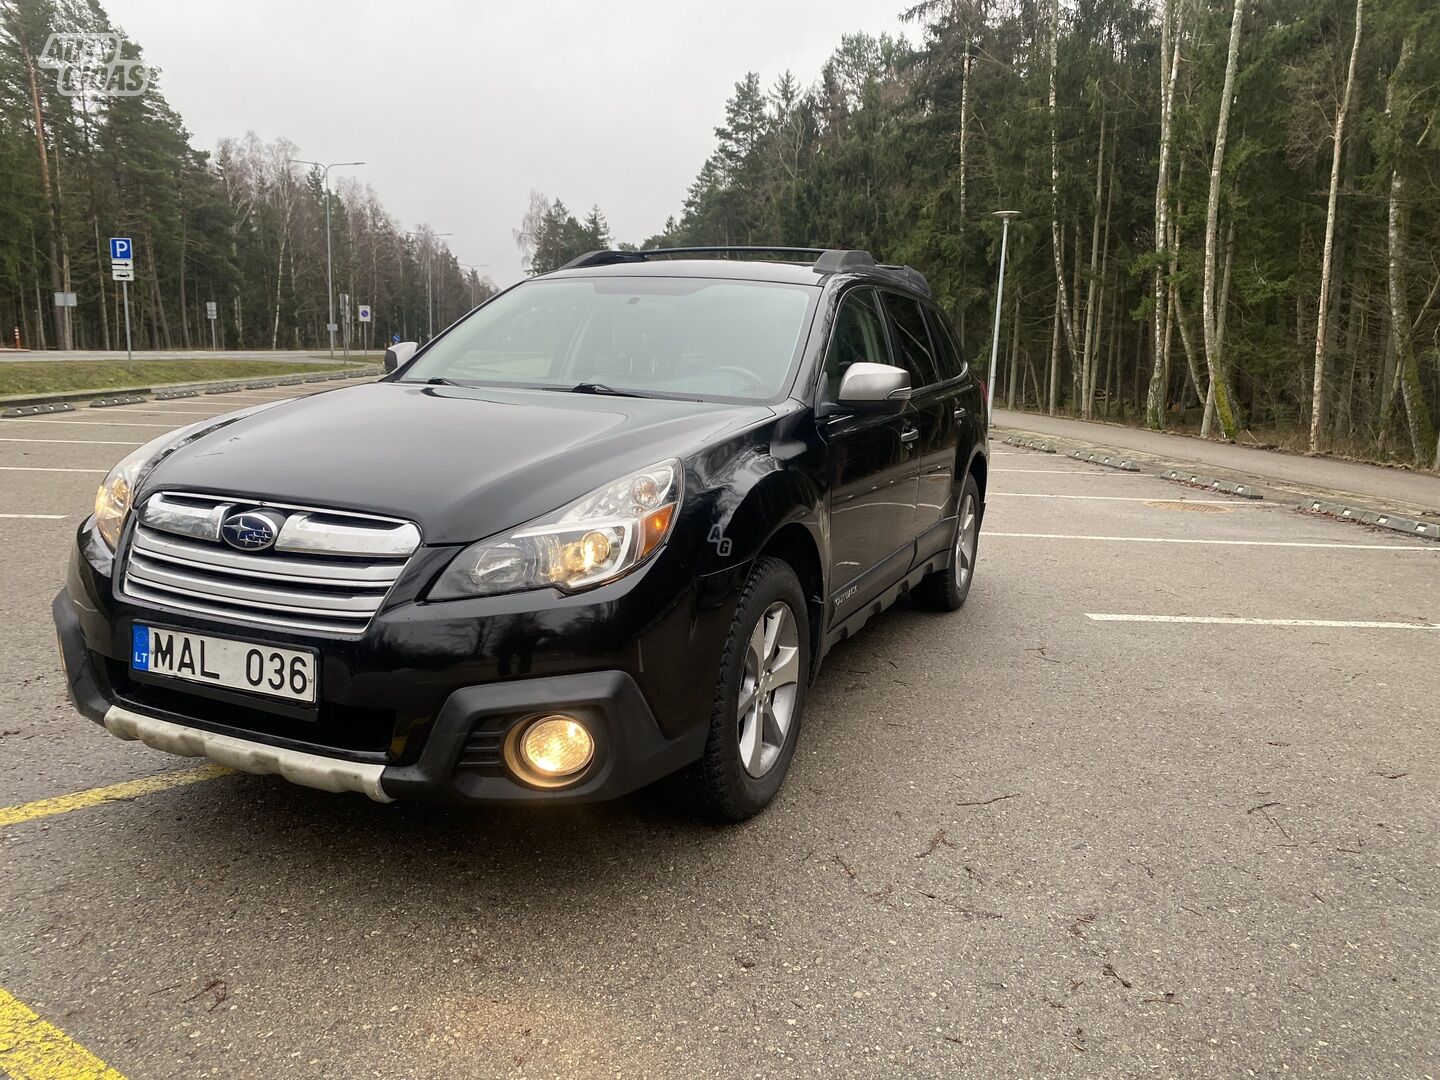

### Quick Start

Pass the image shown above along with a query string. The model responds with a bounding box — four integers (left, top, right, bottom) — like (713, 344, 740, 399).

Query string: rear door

(818, 288, 920, 616)
(878, 292, 954, 559)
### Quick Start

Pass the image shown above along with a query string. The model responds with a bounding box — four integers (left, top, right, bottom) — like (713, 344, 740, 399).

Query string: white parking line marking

(87, 408, 227, 417)
(991, 468, 1140, 475)
(0, 436, 141, 445)
(0, 513, 68, 519)
(0, 465, 107, 474)
(987, 531, 1437, 550)
(1086, 613, 1440, 630)
(0, 417, 179, 428)
(989, 492, 1252, 504)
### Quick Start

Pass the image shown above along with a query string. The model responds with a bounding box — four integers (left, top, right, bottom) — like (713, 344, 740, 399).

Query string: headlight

(91, 404, 281, 551)
(430, 460, 683, 599)
(93, 442, 152, 550)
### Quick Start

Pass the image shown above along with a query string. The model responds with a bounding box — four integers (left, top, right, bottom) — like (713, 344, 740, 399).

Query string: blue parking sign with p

(109, 237, 132, 260)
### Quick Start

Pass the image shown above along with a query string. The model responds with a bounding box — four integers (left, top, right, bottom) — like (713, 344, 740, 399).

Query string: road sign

(357, 305, 372, 323)
(326, 322, 339, 333)
(110, 257, 133, 270)
(111, 267, 134, 282)
(205, 301, 217, 320)
(109, 237, 132, 261)
(53, 292, 77, 307)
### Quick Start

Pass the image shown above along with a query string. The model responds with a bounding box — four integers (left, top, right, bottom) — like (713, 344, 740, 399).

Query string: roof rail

(555, 246, 932, 296)
(812, 249, 875, 273)
(558, 250, 649, 270)
(875, 263, 932, 297)
(642, 246, 827, 261)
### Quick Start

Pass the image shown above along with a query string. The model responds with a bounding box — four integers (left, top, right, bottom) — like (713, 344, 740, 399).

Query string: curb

(0, 366, 382, 409)
(1, 402, 75, 417)
(1071, 449, 1140, 472)
(1004, 436, 1056, 454)
(1301, 498, 1440, 541)
(90, 395, 147, 408)
(1160, 469, 1264, 500)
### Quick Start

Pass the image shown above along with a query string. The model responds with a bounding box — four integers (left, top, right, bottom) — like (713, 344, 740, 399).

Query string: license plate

(131, 625, 317, 704)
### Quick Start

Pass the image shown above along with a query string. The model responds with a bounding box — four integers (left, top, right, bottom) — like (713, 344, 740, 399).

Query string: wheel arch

(756, 521, 825, 682)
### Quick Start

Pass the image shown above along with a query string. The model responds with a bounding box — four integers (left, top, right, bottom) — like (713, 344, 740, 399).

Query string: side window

(880, 293, 940, 388)
(822, 289, 890, 401)
(924, 306, 967, 381)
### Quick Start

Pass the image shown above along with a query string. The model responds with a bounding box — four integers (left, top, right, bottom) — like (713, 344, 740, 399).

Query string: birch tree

(1146, 0, 1185, 429)
(1308, 0, 1364, 452)
(1200, 0, 1244, 440)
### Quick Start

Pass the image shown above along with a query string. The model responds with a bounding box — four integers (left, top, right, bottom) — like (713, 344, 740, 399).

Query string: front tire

(697, 557, 810, 821)
(913, 473, 981, 612)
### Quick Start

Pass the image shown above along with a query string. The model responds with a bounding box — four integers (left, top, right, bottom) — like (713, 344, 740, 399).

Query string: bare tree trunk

(142, 229, 172, 348)
(1309, 0, 1363, 452)
(91, 215, 111, 351)
(1080, 111, 1106, 419)
(1146, 0, 1185, 429)
(1047, 285, 1061, 416)
(1383, 35, 1435, 464)
(1006, 289, 1020, 410)
(1048, 0, 1082, 400)
(270, 237, 287, 350)
(958, 40, 970, 228)
(1173, 287, 1204, 410)
(1200, 0, 1245, 441)
(15, 28, 65, 351)
(1205, 219, 1238, 434)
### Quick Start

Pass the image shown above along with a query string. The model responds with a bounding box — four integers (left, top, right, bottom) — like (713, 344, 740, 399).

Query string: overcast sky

(103, 0, 911, 287)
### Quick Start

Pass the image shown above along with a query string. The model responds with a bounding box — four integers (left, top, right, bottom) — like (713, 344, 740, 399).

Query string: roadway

(0, 385, 1435, 1077)
(0, 350, 371, 364)
(995, 406, 1440, 513)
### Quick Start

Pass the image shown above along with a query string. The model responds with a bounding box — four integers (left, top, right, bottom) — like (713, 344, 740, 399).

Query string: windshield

(399, 276, 817, 401)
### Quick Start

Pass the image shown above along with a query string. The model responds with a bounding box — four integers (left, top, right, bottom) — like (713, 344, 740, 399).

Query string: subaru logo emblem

(220, 509, 284, 552)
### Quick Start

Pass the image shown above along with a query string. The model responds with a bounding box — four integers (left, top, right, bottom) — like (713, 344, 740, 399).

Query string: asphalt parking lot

(1, 391, 1437, 1079)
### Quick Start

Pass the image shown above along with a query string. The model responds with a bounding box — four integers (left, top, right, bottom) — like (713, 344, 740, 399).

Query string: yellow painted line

(0, 765, 231, 829)
(0, 985, 127, 1079)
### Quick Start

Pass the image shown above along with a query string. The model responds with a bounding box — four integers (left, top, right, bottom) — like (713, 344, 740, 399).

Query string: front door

(818, 288, 920, 618)
(879, 292, 954, 549)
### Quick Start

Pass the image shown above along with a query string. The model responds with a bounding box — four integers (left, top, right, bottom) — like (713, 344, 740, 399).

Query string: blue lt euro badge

(132, 624, 150, 670)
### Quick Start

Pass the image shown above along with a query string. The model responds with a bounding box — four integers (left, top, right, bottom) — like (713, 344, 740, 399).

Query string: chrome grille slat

(121, 581, 367, 635)
(133, 526, 404, 584)
(121, 493, 418, 636)
(127, 557, 387, 613)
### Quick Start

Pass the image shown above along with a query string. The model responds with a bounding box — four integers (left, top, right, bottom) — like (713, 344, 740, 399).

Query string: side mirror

(835, 362, 911, 413)
(383, 341, 418, 373)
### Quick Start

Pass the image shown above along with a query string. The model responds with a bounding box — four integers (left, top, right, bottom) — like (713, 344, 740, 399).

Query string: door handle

(900, 427, 920, 445)
(954, 407, 967, 420)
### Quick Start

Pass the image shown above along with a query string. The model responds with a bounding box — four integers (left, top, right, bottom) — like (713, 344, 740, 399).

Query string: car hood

(144, 381, 774, 543)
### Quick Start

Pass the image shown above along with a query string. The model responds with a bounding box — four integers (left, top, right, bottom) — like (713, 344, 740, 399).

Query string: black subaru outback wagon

(54, 247, 987, 820)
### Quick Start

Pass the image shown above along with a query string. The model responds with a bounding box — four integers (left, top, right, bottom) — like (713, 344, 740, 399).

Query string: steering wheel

(707, 365, 767, 391)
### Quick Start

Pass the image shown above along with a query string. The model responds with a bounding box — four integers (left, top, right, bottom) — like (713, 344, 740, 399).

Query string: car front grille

(119, 492, 421, 635)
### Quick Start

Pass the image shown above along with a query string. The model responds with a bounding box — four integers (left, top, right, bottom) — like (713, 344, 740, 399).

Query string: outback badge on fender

(220, 509, 284, 551)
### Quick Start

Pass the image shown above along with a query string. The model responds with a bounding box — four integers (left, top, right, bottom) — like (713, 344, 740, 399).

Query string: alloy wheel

(736, 600, 800, 778)
(954, 493, 977, 589)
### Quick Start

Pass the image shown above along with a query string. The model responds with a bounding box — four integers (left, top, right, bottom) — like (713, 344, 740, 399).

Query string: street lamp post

(986, 210, 1021, 429)
(292, 158, 364, 357)
(426, 232, 454, 340)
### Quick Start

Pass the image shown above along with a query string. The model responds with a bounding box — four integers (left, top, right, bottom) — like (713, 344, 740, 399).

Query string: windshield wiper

(548, 381, 653, 398)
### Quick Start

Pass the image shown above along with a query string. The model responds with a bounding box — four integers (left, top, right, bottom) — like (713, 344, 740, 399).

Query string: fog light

(518, 715, 594, 780)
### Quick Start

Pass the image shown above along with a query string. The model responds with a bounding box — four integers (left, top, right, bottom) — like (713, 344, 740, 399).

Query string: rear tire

(697, 557, 810, 821)
(913, 473, 981, 612)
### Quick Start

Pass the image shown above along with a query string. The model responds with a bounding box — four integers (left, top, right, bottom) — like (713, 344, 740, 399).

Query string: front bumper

(55, 520, 731, 805)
